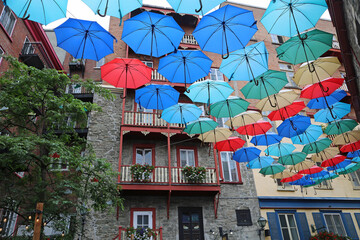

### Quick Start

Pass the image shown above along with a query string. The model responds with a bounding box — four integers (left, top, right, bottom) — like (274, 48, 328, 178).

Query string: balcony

(123, 111, 185, 129)
(180, 34, 198, 45)
(68, 58, 85, 73)
(65, 84, 94, 101)
(19, 42, 55, 69)
(115, 227, 163, 240)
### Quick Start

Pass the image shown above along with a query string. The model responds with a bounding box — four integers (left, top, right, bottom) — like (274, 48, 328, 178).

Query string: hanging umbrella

(256, 90, 298, 112)
(236, 121, 272, 138)
(324, 119, 358, 135)
(250, 133, 283, 147)
(226, 111, 262, 128)
(321, 155, 346, 167)
(340, 139, 360, 153)
(265, 143, 296, 157)
(122, 11, 184, 58)
(5, 0, 68, 25)
(293, 57, 341, 86)
(260, 0, 328, 37)
(192, 4, 257, 58)
(276, 29, 333, 65)
(302, 138, 332, 154)
(277, 115, 311, 138)
(306, 170, 331, 179)
(347, 150, 360, 158)
(352, 157, 360, 163)
(332, 130, 360, 145)
(183, 118, 218, 134)
(240, 70, 288, 101)
(300, 77, 345, 99)
(312, 172, 339, 182)
(210, 96, 249, 129)
(278, 152, 307, 166)
(158, 50, 212, 88)
(268, 101, 306, 121)
(166, 0, 225, 15)
(281, 173, 303, 183)
(135, 84, 179, 111)
(161, 103, 202, 125)
(327, 159, 352, 171)
(232, 147, 261, 163)
(101, 58, 152, 98)
(311, 147, 339, 162)
(219, 41, 269, 81)
(272, 169, 294, 179)
(198, 128, 232, 143)
(54, 18, 116, 61)
(314, 102, 351, 123)
(185, 80, 234, 106)
(246, 156, 274, 169)
(298, 166, 324, 175)
(214, 137, 246, 152)
(82, 0, 142, 23)
(336, 163, 360, 175)
(291, 160, 315, 172)
(290, 125, 323, 145)
(289, 177, 316, 186)
(307, 90, 347, 110)
(260, 164, 285, 176)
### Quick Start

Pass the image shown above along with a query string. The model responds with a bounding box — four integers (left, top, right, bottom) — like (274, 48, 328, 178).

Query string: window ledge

(221, 181, 243, 185)
(277, 187, 295, 192)
(352, 186, 360, 190)
(314, 187, 333, 190)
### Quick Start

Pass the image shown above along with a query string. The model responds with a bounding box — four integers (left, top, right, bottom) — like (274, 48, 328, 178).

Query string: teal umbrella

(276, 29, 333, 65)
(265, 142, 296, 157)
(324, 119, 358, 135)
(259, 164, 285, 176)
(336, 163, 360, 175)
(302, 138, 332, 154)
(278, 152, 307, 165)
(183, 118, 218, 134)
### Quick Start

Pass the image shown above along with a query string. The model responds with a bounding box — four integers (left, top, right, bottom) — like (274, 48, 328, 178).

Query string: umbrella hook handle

(23, 14, 30, 20)
(185, 88, 190, 93)
(97, 0, 109, 17)
(195, 0, 203, 13)
(344, 132, 351, 144)
(290, 119, 297, 131)
(222, 51, 230, 59)
(299, 33, 308, 41)
(319, 82, 330, 93)
(329, 107, 338, 120)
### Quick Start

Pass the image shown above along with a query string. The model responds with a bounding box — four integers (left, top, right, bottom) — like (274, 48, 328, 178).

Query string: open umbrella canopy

(314, 102, 351, 123)
(265, 143, 296, 157)
(273, 169, 294, 179)
(260, 0, 328, 37)
(214, 137, 246, 152)
(336, 163, 360, 175)
(276, 29, 333, 65)
(307, 90, 347, 110)
(347, 150, 360, 158)
(166, 0, 225, 15)
(161, 103, 202, 124)
(183, 118, 218, 135)
(185, 80, 234, 105)
(289, 177, 316, 186)
(306, 170, 331, 179)
(302, 138, 332, 154)
(260, 164, 285, 176)
(240, 70, 288, 100)
(54, 18, 116, 61)
(135, 84, 179, 110)
(311, 147, 339, 162)
(340, 139, 360, 153)
(290, 125, 323, 145)
(268, 101, 306, 121)
(122, 11, 184, 57)
(277, 115, 311, 138)
(247, 156, 274, 169)
(281, 173, 303, 183)
(193, 4, 257, 58)
(324, 119, 358, 135)
(278, 152, 307, 166)
(300, 77, 345, 99)
(312, 172, 339, 182)
(332, 130, 360, 145)
(293, 57, 341, 86)
(198, 128, 232, 143)
(321, 155, 346, 167)
(298, 166, 323, 175)
(250, 133, 283, 146)
(327, 159, 352, 171)
(232, 147, 261, 163)
(210, 97, 249, 118)
(352, 157, 360, 163)
(226, 111, 262, 128)
(158, 50, 212, 86)
(5, 0, 68, 25)
(219, 41, 268, 81)
(236, 120, 272, 136)
(256, 90, 298, 111)
(291, 160, 315, 172)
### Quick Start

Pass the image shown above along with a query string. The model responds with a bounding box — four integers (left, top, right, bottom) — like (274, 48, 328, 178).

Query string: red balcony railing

(115, 227, 163, 240)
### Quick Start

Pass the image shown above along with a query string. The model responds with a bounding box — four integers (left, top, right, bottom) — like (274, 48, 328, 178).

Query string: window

(276, 179, 294, 191)
(220, 152, 238, 182)
(279, 63, 296, 87)
(0, 208, 17, 237)
(210, 68, 223, 81)
(278, 213, 300, 240)
(262, 111, 277, 133)
(271, 34, 285, 44)
(50, 158, 68, 171)
(340, 72, 346, 78)
(216, 117, 230, 128)
(323, 213, 346, 236)
(95, 57, 105, 68)
(136, 148, 153, 165)
(141, 61, 153, 68)
(179, 149, 195, 167)
(0, 6, 16, 36)
(0, 46, 4, 65)
(21, 37, 34, 55)
(350, 169, 360, 189)
(236, 209, 252, 226)
(133, 211, 153, 229)
(332, 35, 340, 49)
(198, 105, 206, 116)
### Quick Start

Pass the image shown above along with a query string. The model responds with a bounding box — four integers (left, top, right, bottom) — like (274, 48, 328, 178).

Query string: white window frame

(95, 57, 105, 68)
(136, 148, 153, 166)
(0, 208, 18, 237)
(210, 68, 224, 81)
(179, 149, 195, 167)
(279, 63, 296, 87)
(271, 34, 285, 44)
(22, 37, 35, 55)
(350, 169, 360, 189)
(0, 6, 16, 36)
(323, 213, 346, 236)
(278, 213, 300, 240)
(220, 152, 238, 182)
(141, 61, 153, 68)
(133, 211, 153, 229)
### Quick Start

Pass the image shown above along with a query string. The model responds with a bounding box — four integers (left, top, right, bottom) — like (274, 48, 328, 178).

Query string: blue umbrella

(166, 0, 225, 15)
(219, 41, 269, 82)
(289, 176, 315, 186)
(265, 143, 296, 157)
(306, 170, 331, 179)
(260, 0, 328, 37)
(135, 85, 179, 111)
(161, 103, 202, 125)
(290, 125, 323, 145)
(314, 102, 351, 123)
(158, 50, 212, 88)
(4, 0, 68, 25)
(250, 133, 283, 146)
(192, 4, 257, 58)
(246, 156, 274, 169)
(327, 159, 352, 171)
(348, 150, 360, 158)
(277, 115, 311, 138)
(307, 89, 347, 109)
(233, 147, 261, 163)
(122, 11, 184, 58)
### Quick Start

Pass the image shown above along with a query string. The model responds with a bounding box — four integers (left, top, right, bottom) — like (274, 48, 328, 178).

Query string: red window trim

(218, 151, 242, 184)
(0, 6, 16, 41)
(133, 144, 156, 165)
(176, 146, 198, 167)
(130, 208, 156, 229)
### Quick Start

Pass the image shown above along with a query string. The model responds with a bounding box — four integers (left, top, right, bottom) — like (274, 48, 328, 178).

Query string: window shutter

(355, 213, 360, 229)
(267, 212, 282, 240)
(341, 213, 359, 240)
(312, 213, 326, 233)
(296, 212, 311, 240)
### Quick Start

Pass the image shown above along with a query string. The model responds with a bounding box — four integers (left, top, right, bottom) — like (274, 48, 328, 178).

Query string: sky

(43, 0, 331, 30)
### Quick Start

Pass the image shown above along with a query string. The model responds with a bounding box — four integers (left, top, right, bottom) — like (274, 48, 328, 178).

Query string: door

(178, 207, 204, 240)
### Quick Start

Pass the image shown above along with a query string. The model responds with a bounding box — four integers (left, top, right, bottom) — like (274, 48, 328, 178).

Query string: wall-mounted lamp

(257, 216, 267, 239)
(209, 227, 233, 239)
(310, 224, 326, 233)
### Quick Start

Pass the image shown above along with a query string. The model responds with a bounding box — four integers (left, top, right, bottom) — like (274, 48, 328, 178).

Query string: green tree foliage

(0, 56, 123, 237)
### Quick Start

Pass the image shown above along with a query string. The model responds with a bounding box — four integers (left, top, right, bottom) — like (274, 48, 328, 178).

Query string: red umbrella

(214, 137, 245, 152)
(101, 58, 153, 98)
(298, 166, 323, 175)
(340, 139, 360, 153)
(281, 174, 303, 183)
(300, 77, 344, 99)
(236, 120, 272, 137)
(320, 155, 346, 167)
(268, 101, 306, 121)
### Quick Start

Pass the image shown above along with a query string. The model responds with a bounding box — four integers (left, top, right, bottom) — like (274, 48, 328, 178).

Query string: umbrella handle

(195, 0, 203, 13)
(120, 88, 127, 99)
(319, 82, 330, 93)
(97, 8, 108, 17)
(23, 14, 30, 20)
(299, 33, 308, 41)
(328, 106, 338, 120)
(222, 52, 230, 59)
(185, 88, 190, 93)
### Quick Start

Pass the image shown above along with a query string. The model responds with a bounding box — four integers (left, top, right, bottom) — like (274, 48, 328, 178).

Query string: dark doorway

(178, 207, 204, 240)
